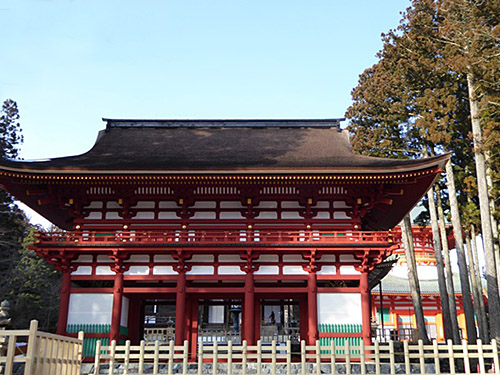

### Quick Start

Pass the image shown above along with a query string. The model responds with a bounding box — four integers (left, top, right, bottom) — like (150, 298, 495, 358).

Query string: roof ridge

(103, 118, 345, 130)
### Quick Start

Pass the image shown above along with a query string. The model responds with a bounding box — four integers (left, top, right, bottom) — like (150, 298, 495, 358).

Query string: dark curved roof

(0, 119, 449, 174)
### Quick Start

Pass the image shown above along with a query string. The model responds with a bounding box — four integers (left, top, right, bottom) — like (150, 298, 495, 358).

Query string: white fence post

(300, 340, 306, 375)
(198, 340, 204, 375)
(183, 340, 189, 375)
(93, 340, 101, 375)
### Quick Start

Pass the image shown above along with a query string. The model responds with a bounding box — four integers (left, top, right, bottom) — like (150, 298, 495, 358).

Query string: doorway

(198, 299, 242, 344)
(260, 299, 300, 344)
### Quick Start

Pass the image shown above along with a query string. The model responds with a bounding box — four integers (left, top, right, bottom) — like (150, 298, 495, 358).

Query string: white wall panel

(254, 266, 279, 275)
(218, 266, 245, 275)
(187, 266, 215, 275)
(68, 293, 113, 325)
(71, 266, 92, 275)
(283, 266, 308, 275)
(318, 293, 362, 324)
(152, 266, 178, 275)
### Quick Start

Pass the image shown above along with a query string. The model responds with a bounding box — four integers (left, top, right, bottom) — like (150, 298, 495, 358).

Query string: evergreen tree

(0, 99, 60, 330)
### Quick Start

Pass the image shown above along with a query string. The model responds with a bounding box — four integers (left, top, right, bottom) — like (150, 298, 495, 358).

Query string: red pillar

(110, 271, 124, 343)
(307, 271, 318, 344)
(360, 271, 372, 345)
(244, 271, 255, 345)
(57, 270, 71, 335)
(174, 271, 187, 345)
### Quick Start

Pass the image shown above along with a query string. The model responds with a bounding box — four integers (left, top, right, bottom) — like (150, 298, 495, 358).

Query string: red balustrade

(34, 229, 395, 247)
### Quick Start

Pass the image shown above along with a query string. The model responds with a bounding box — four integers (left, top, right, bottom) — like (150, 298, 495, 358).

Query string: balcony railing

(34, 230, 395, 247)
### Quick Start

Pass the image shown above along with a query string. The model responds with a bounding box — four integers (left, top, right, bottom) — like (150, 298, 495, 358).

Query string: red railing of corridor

(34, 229, 396, 247)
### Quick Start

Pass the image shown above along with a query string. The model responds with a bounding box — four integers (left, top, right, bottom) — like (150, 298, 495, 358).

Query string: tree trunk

(444, 159, 477, 343)
(465, 232, 486, 341)
(401, 215, 430, 344)
(436, 185, 461, 343)
(467, 72, 500, 341)
(427, 187, 454, 341)
(471, 225, 490, 342)
(485, 159, 500, 295)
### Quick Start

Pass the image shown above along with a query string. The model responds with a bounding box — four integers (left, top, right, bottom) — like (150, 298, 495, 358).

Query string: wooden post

(24, 320, 38, 375)
(57, 270, 71, 335)
(307, 271, 318, 345)
(244, 271, 255, 345)
(175, 271, 187, 346)
(360, 271, 372, 346)
(93, 340, 101, 375)
(110, 271, 124, 343)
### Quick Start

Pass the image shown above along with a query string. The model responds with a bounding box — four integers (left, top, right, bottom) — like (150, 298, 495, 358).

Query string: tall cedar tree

(346, 0, 481, 342)
(0, 99, 61, 330)
(0, 99, 28, 298)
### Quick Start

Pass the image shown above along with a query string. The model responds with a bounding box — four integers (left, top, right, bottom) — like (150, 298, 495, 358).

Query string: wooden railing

(93, 338, 500, 375)
(198, 328, 241, 344)
(0, 320, 84, 375)
(144, 327, 175, 343)
(35, 229, 394, 247)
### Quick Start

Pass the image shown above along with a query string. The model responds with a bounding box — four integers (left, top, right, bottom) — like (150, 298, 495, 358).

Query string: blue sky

(2, 0, 411, 160)
(2, 0, 412, 224)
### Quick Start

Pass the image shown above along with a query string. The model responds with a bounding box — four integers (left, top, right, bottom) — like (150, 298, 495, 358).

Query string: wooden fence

(93, 338, 500, 375)
(0, 320, 84, 375)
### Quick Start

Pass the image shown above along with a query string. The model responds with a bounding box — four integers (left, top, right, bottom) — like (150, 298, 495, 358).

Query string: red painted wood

(110, 271, 124, 343)
(190, 299, 199, 360)
(307, 272, 318, 345)
(174, 271, 187, 345)
(243, 272, 255, 345)
(360, 271, 371, 346)
(35, 229, 394, 246)
(56, 271, 71, 335)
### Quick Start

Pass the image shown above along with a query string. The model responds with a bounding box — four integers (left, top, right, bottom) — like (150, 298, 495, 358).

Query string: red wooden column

(110, 270, 124, 343)
(56, 269, 71, 335)
(243, 270, 255, 345)
(174, 270, 187, 345)
(360, 271, 372, 345)
(307, 271, 318, 344)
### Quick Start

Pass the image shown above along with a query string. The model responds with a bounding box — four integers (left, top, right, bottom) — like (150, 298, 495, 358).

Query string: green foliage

(0, 99, 60, 330)
(345, 0, 498, 230)
(6, 227, 61, 330)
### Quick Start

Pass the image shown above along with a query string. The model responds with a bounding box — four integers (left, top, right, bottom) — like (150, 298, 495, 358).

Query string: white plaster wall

(254, 266, 279, 275)
(96, 266, 114, 275)
(317, 266, 336, 275)
(283, 266, 308, 275)
(124, 266, 149, 275)
(68, 293, 113, 325)
(318, 293, 362, 324)
(339, 266, 360, 275)
(159, 201, 180, 208)
(283, 254, 305, 262)
(218, 266, 245, 275)
(75, 255, 93, 263)
(220, 201, 244, 209)
(154, 254, 174, 262)
(153, 266, 178, 275)
(257, 254, 279, 262)
(71, 266, 92, 275)
(319, 255, 336, 262)
(187, 266, 214, 275)
(218, 254, 241, 262)
(125, 255, 150, 263)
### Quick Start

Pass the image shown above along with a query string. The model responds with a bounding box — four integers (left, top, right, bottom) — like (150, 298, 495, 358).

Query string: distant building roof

(372, 273, 464, 295)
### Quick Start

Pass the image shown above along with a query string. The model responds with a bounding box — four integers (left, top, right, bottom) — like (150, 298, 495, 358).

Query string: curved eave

(0, 153, 449, 177)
